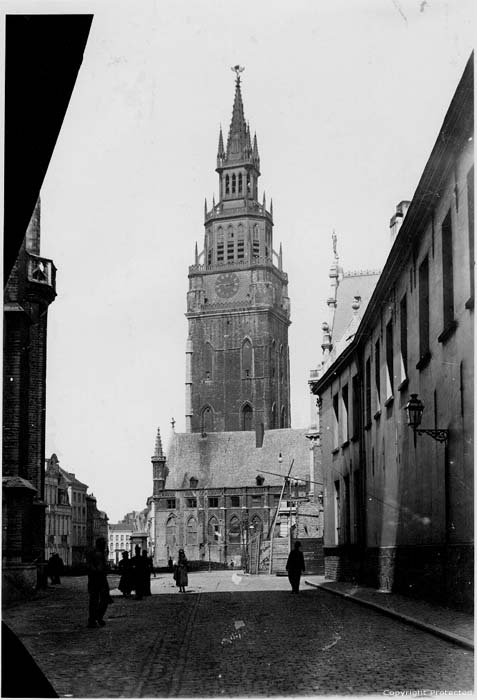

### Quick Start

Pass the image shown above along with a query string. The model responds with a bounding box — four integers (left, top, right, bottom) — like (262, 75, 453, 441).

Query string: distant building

(86, 493, 109, 550)
(57, 469, 89, 566)
(108, 523, 135, 564)
(3, 200, 56, 596)
(44, 454, 72, 566)
(148, 69, 322, 573)
(310, 56, 474, 610)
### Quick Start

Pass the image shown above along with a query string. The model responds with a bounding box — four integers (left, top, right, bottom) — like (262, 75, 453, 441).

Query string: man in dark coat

(86, 537, 110, 627)
(286, 540, 305, 593)
(131, 545, 146, 600)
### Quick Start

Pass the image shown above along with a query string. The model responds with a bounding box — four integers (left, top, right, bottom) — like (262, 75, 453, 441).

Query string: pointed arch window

(225, 175, 230, 195)
(216, 227, 224, 262)
(270, 340, 276, 379)
(186, 517, 198, 545)
(280, 406, 286, 428)
(204, 342, 213, 380)
(251, 515, 263, 533)
(166, 515, 177, 547)
(227, 226, 235, 261)
(271, 403, 277, 429)
(229, 516, 241, 544)
(253, 224, 260, 258)
(237, 225, 245, 260)
(232, 173, 236, 194)
(242, 339, 253, 377)
(238, 173, 243, 194)
(242, 403, 253, 431)
(201, 406, 214, 433)
(247, 173, 251, 194)
(208, 517, 220, 543)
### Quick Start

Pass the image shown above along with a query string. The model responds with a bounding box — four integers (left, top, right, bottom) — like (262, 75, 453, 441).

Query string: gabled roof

(59, 467, 88, 490)
(164, 428, 312, 490)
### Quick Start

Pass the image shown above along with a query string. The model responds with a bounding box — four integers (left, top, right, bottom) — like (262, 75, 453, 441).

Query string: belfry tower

(185, 66, 291, 434)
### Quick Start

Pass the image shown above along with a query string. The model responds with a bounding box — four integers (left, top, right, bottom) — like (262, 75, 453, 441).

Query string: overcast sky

(6, 0, 473, 522)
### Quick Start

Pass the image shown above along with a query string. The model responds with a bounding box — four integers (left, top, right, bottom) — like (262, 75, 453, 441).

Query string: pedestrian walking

(118, 551, 133, 597)
(47, 553, 64, 585)
(174, 549, 188, 593)
(86, 537, 110, 628)
(286, 540, 305, 593)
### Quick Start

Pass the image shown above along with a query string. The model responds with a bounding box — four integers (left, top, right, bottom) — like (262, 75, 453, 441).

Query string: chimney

(389, 200, 410, 244)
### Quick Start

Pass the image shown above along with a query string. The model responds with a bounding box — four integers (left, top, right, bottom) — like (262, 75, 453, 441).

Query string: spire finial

(231, 64, 245, 84)
(332, 230, 338, 259)
(171, 417, 176, 430)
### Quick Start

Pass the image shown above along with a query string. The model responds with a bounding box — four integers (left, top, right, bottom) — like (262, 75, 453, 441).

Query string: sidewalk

(305, 576, 474, 650)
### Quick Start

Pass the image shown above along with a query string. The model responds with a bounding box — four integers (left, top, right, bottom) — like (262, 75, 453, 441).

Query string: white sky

(5, 0, 473, 522)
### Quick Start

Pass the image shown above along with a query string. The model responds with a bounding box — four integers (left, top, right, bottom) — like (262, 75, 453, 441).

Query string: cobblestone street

(3, 572, 473, 697)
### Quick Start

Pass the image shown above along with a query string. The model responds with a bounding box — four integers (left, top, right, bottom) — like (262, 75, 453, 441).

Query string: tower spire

(226, 65, 248, 159)
(153, 427, 164, 459)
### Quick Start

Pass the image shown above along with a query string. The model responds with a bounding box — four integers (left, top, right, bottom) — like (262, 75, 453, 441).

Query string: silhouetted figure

(142, 551, 153, 596)
(118, 551, 133, 597)
(132, 545, 146, 599)
(174, 549, 188, 593)
(47, 553, 64, 585)
(168, 556, 173, 571)
(86, 537, 110, 627)
(286, 540, 305, 593)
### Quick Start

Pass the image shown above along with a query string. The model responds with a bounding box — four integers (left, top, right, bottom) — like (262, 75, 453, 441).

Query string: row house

(310, 55, 473, 610)
(45, 455, 72, 565)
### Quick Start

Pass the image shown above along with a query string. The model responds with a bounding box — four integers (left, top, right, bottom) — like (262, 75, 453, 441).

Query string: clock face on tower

(215, 272, 240, 298)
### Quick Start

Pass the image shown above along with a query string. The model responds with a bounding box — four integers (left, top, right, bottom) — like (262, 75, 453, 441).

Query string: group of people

(117, 546, 154, 600)
(85, 537, 304, 628)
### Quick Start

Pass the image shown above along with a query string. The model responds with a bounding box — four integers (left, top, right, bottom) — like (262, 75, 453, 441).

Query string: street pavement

(2, 571, 474, 698)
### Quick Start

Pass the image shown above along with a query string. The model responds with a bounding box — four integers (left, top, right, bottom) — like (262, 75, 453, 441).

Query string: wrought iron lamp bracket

(415, 428, 449, 444)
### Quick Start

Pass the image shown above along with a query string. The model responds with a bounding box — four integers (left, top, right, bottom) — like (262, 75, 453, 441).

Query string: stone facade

(310, 57, 474, 610)
(2, 199, 56, 598)
(185, 69, 290, 435)
(45, 454, 73, 566)
(148, 70, 321, 570)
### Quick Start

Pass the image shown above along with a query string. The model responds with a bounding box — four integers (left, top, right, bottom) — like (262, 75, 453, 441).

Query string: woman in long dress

(174, 549, 188, 593)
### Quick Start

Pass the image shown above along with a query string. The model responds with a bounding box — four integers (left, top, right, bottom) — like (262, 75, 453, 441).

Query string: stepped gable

(164, 428, 311, 490)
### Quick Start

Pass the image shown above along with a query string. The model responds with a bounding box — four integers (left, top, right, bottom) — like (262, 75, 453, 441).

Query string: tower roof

(153, 427, 165, 459)
(223, 66, 259, 167)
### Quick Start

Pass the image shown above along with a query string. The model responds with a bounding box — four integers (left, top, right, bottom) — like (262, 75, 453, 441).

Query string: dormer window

(190, 477, 198, 489)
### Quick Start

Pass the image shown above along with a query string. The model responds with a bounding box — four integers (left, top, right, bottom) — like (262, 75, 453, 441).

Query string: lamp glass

(405, 393, 424, 429)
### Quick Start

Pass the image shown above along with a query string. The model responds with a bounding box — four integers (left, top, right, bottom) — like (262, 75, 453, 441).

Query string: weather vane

(231, 64, 245, 81)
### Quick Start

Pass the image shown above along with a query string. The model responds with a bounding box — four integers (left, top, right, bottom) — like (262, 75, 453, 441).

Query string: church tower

(185, 66, 291, 434)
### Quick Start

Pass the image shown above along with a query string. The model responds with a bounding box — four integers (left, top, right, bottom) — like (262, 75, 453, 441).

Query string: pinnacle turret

(153, 427, 164, 459)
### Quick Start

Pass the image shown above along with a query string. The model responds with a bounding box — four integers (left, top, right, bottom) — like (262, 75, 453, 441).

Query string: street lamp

(404, 393, 449, 447)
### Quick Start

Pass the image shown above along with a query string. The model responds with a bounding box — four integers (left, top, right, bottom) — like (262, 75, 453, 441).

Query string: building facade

(108, 523, 135, 565)
(86, 494, 109, 550)
(185, 66, 291, 435)
(3, 200, 56, 596)
(148, 69, 322, 572)
(45, 454, 72, 566)
(310, 56, 474, 610)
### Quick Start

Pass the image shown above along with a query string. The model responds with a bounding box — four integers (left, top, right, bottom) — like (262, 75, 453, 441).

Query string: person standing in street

(132, 545, 145, 600)
(86, 537, 110, 628)
(174, 549, 188, 593)
(141, 550, 153, 596)
(118, 551, 133, 597)
(286, 540, 305, 593)
(47, 553, 64, 585)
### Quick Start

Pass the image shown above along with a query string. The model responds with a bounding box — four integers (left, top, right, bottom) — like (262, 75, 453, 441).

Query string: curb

(304, 579, 474, 651)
